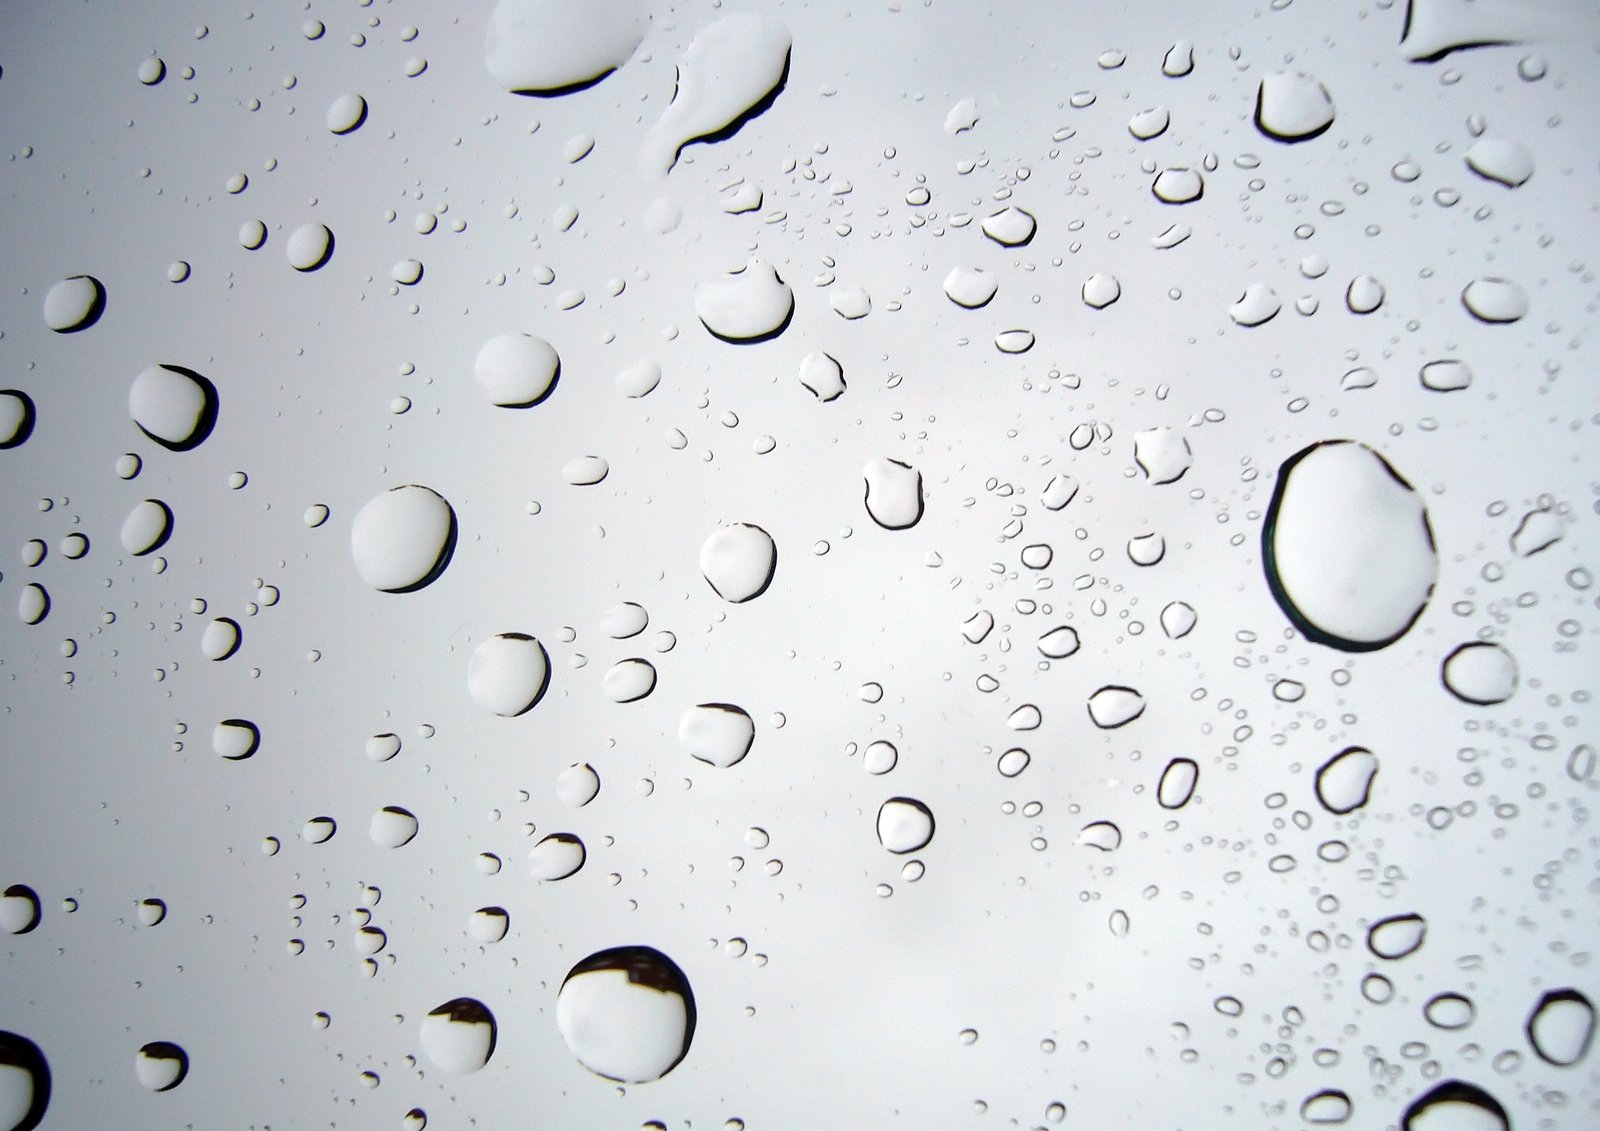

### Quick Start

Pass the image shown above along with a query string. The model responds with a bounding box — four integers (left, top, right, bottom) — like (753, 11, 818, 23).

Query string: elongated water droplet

(1367, 913, 1426, 959)
(1420, 360, 1471, 392)
(1461, 278, 1528, 323)
(1229, 283, 1281, 326)
(603, 658, 656, 702)
(529, 834, 586, 880)
(1038, 626, 1079, 658)
(1158, 758, 1199, 808)
(1300, 1090, 1351, 1125)
(120, 499, 173, 556)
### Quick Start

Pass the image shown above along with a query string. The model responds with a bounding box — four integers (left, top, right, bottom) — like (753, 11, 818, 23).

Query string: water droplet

(830, 285, 871, 320)
(1346, 275, 1385, 314)
(134, 1041, 187, 1092)
(286, 223, 334, 272)
(0, 1030, 51, 1129)
(475, 333, 560, 408)
(700, 524, 776, 602)
(562, 455, 610, 485)
(137, 56, 165, 85)
(42, 275, 105, 333)
(0, 392, 35, 449)
(603, 658, 656, 703)
(694, 260, 793, 342)
(129, 365, 218, 451)
(1161, 40, 1193, 76)
(1300, 1090, 1351, 1125)
(863, 459, 924, 531)
(1526, 988, 1595, 1066)
(1152, 168, 1203, 203)
(1254, 72, 1335, 142)
(1038, 626, 1080, 658)
(1420, 360, 1471, 392)
(877, 798, 935, 853)
(365, 733, 401, 762)
(944, 96, 979, 134)
(1082, 273, 1121, 309)
(557, 946, 695, 1082)
(200, 617, 241, 661)
(120, 499, 173, 556)
(962, 611, 994, 644)
(485, 0, 647, 95)
(1465, 138, 1533, 188)
(1424, 993, 1476, 1031)
(1314, 747, 1378, 813)
(392, 259, 423, 286)
(350, 485, 457, 592)
(1461, 278, 1528, 324)
(1509, 508, 1562, 556)
(980, 207, 1036, 246)
(601, 602, 648, 639)
(1263, 441, 1437, 651)
(556, 763, 601, 807)
(303, 817, 336, 844)
(993, 329, 1035, 354)
(326, 93, 367, 134)
(642, 13, 790, 175)
(1229, 283, 1281, 326)
(238, 219, 267, 250)
(468, 633, 550, 716)
(863, 740, 898, 775)
(1077, 821, 1122, 851)
(614, 359, 660, 399)
(370, 807, 419, 848)
(1041, 475, 1079, 510)
(16, 585, 48, 626)
(1367, 913, 1426, 959)
(212, 719, 260, 760)
(1440, 642, 1516, 705)
(1128, 106, 1170, 139)
(798, 351, 846, 401)
(996, 747, 1030, 778)
(1400, 1081, 1508, 1131)
(943, 267, 997, 308)
(1158, 758, 1199, 808)
(0, 886, 40, 935)
(1087, 686, 1145, 729)
(468, 907, 510, 944)
(680, 704, 754, 767)
(1133, 427, 1192, 484)
(419, 999, 496, 1074)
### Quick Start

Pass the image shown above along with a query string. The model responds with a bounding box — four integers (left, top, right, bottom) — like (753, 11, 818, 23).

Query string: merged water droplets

(350, 486, 457, 593)
(556, 946, 696, 1082)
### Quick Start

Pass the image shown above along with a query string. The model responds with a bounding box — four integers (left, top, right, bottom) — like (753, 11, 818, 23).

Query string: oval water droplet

(43, 275, 105, 333)
(1077, 821, 1122, 851)
(326, 93, 367, 134)
(603, 658, 656, 702)
(303, 817, 336, 844)
(468, 907, 510, 944)
(1299, 1090, 1351, 1125)
(1367, 912, 1426, 959)
(419, 999, 496, 1074)
(467, 633, 550, 716)
(475, 333, 560, 407)
(1424, 992, 1476, 1031)
(370, 806, 418, 848)
(1158, 758, 1199, 809)
(1007, 704, 1041, 730)
(286, 223, 334, 272)
(996, 747, 1030, 778)
(134, 1042, 188, 1092)
(1082, 273, 1121, 309)
(980, 207, 1036, 246)
(1461, 278, 1527, 324)
(943, 267, 997, 308)
(1440, 642, 1516, 705)
(0, 391, 35, 449)
(120, 499, 173, 556)
(200, 617, 241, 661)
(877, 798, 935, 853)
(680, 704, 754, 767)
(601, 602, 648, 639)
(557, 946, 696, 1082)
(863, 740, 898, 775)
(129, 365, 218, 451)
(1229, 283, 1281, 326)
(16, 585, 47, 626)
(1038, 626, 1079, 658)
(350, 485, 457, 593)
(694, 260, 793, 342)
(1345, 275, 1385, 314)
(863, 458, 924, 530)
(1420, 360, 1471, 392)
(614, 358, 661, 399)
(993, 328, 1035, 354)
(700, 523, 776, 602)
(1087, 685, 1145, 729)
(1263, 440, 1437, 651)
(1526, 988, 1595, 1066)
(1314, 747, 1378, 813)
(529, 833, 585, 880)
(1128, 106, 1170, 139)
(562, 455, 610, 485)
(1400, 1081, 1508, 1131)
(1152, 167, 1203, 203)
(1254, 72, 1335, 142)
(365, 733, 401, 762)
(556, 763, 600, 807)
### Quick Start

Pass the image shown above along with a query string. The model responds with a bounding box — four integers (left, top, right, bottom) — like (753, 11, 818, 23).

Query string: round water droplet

(134, 1041, 187, 1092)
(694, 260, 793, 343)
(303, 817, 336, 844)
(120, 499, 173, 556)
(943, 267, 997, 308)
(0, 1030, 51, 1130)
(996, 747, 1030, 778)
(614, 359, 661, 399)
(365, 733, 401, 762)
(862, 740, 898, 775)
(1345, 275, 1385, 314)
(981, 207, 1036, 246)
(1082, 273, 1121, 309)
(863, 458, 924, 530)
(1087, 685, 1145, 729)
(368, 806, 419, 851)
(0, 391, 35, 449)
(43, 275, 105, 333)
(484, 0, 648, 95)
(392, 259, 423, 286)
(1314, 746, 1377, 813)
(1526, 988, 1594, 1066)
(700, 524, 776, 602)
(556, 763, 600, 807)
(1367, 913, 1426, 959)
(419, 999, 496, 1074)
(58, 533, 87, 560)
(468, 907, 510, 944)
(1038, 626, 1079, 658)
(798, 352, 846, 401)
(467, 633, 549, 716)
(556, 946, 695, 1083)
(603, 658, 656, 702)
(1461, 278, 1527, 324)
(129, 365, 218, 451)
(239, 220, 267, 250)
(326, 92, 367, 134)
(286, 223, 334, 271)
(877, 798, 935, 853)
(138, 56, 166, 85)
(1424, 992, 1475, 1031)
(529, 833, 585, 880)
(1158, 758, 1199, 808)
(1401, 1081, 1508, 1131)
(0, 886, 40, 935)
(680, 704, 754, 767)
(1263, 440, 1437, 651)
(475, 333, 560, 407)
(200, 617, 241, 661)
(212, 719, 260, 760)
(1441, 642, 1516, 705)
(1254, 72, 1335, 142)
(350, 485, 456, 593)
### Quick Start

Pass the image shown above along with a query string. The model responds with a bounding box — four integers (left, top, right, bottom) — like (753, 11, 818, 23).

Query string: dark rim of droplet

(877, 797, 935, 853)
(49, 275, 106, 333)
(1424, 992, 1475, 1030)
(0, 1031, 50, 1130)
(1158, 758, 1199, 809)
(1526, 987, 1595, 1065)
(135, 365, 218, 452)
(668, 48, 790, 172)
(1088, 685, 1145, 728)
(1441, 642, 1516, 705)
(379, 488, 458, 594)
(1262, 440, 1436, 652)
(864, 459, 925, 531)
(1401, 1080, 1508, 1129)
(3, 884, 41, 934)
(0, 390, 37, 449)
(138, 1041, 189, 1091)
(561, 946, 696, 1079)
(219, 718, 260, 760)
(1314, 746, 1376, 814)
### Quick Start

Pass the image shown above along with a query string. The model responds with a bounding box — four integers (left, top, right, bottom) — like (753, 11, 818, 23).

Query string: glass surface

(1, 1, 1597, 1128)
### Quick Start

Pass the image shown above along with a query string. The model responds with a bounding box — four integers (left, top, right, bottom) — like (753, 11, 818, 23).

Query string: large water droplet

(680, 703, 754, 767)
(419, 999, 496, 1074)
(1526, 988, 1595, 1066)
(200, 617, 241, 662)
(468, 907, 510, 944)
(474, 333, 560, 407)
(877, 798, 935, 853)
(943, 267, 997, 308)
(798, 351, 846, 401)
(120, 499, 173, 556)
(642, 14, 790, 175)
(0, 886, 40, 935)
(1420, 360, 1472, 392)
(1314, 747, 1378, 813)
(556, 763, 601, 807)
(603, 658, 656, 702)
(1346, 275, 1386, 314)
(467, 633, 550, 716)
(369, 806, 419, 848)
(0, 392, 34, 449)
(1158, 758, 1199, 809)
(1461, 278, 1528, 324)
(1263, 440, 1437, 651)
(1087, 685, 1145, 729)
(1300, 1090, 1352, 1125)
(1465, 138, 1533, 188)
(1440, 642, 1516, 705)
(212, 719, 260, 760)
(134, 1042, 188, 1092)
(862, 458, 924, 530)
(350, 485, 457, 593)
(286, 223, 334, 271)
(485, 0, 647, 95)
(980, 207, 1036, 246)
(1160, 601, 1197, 639)
(529, 833, 585, 880)
(129, 365, 218, 451)
(700, 523, 776, 602)
(16, 586, 47, 627)
(695, 260, 793, 343)
(325, 92, 367, 134)
(556, 946, 696, 1082)
(0, 1031, 50, 1131)
(1367, 913, 1426, 959)
(1254, 72, 1335, 141)
(1400, 1081, 1508, 1131)
(43, 275, 105, 333)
